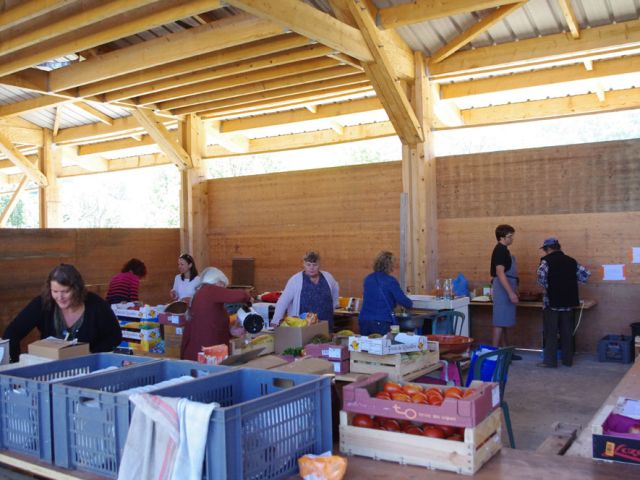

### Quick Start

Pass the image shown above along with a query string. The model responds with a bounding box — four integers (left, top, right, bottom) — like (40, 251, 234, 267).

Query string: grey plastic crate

(0, 353, 156, 463)
(152, 368, 332, 480)
(51, 359, 227, 477)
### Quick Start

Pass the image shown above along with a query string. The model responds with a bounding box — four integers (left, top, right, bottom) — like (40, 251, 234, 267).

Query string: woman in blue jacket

(358, 251, 412, 335)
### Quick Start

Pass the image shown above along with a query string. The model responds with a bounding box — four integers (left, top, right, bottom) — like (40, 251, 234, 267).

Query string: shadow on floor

(503, 350, 630, 450)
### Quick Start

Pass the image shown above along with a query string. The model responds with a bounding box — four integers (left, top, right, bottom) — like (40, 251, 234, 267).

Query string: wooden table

(470, 299, 597, 309)
(566, 357, 640, 458)
(291, 448, 639, 479)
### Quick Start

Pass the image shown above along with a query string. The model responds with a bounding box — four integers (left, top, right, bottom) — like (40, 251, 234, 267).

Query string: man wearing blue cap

(536, 238, 590, 368)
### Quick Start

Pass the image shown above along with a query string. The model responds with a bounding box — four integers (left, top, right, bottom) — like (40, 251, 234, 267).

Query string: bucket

(630, 322, 640, 339)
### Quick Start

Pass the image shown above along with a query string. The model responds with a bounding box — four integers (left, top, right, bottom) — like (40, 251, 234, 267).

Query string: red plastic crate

(342, 372, 499, 428)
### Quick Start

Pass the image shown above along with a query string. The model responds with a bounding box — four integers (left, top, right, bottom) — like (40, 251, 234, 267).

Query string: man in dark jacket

(536, 238, 590, 368)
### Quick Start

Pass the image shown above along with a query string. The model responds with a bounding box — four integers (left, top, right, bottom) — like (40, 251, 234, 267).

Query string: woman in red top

(106, 258, 147, 304)
(180, 267, 251, 361)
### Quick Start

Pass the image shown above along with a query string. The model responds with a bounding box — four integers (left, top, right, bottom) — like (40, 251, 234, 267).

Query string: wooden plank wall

(0, 229, 179, 351)
(207, 138, 640, 352)
(207, 162, 403, 297)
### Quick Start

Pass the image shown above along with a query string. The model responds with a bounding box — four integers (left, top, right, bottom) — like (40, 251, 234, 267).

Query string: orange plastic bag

(298, 452, 347, 480)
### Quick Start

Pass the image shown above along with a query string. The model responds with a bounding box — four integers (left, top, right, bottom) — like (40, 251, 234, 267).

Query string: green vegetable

(282, 347, 304, 357)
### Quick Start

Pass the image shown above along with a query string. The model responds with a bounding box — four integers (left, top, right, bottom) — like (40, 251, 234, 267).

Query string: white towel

(117, 393, 217, 480)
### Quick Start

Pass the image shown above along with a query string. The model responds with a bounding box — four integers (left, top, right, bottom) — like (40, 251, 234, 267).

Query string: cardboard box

(230, 335, 274, 356)
(111, 303, 163, 320)
(304, 343, 349, 360)
(593, 405, 640, 465)
(158, 312, 188, 327)
(28, 338, 89, 360)
(273, 321, 329, 354)
(241, 354, 289, 370)
(348, 333, 429, 355)
(272, 356, 334, 375)
(162, 324, 183, 358)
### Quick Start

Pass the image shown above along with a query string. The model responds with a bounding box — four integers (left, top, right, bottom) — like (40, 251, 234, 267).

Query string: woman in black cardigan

(3, 264, 122, 362)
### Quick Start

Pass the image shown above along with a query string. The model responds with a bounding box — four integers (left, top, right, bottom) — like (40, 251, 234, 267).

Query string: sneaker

(536, 362, 556, 368)
(511, 354, 523, 361)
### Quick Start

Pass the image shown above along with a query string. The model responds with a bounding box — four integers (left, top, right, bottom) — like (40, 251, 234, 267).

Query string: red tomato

(427, 395, 443, 406)
(439, 425, 459, 437)
(444, 387, 463, 399)
(447, 433, 464, 441)
(352, 414, 375, 428)
(411, 392, 429, 404)
(379, 418, 401, 432)
(423, 426, 446, 439)
(462, 388, 476, 398)
(425, 387, 443, 398)
(383, 381, 403, 394)
(404, 425, 424, 436)
(391, 392, 412, 402)
(375, 391, 392, 400)
(402, 383, 423, 395)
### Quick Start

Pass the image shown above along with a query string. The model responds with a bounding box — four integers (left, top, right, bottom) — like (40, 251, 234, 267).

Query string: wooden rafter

(130, 108, 191, 170)
(49, 12, 280, 92)
(139, 57, 341, 106)
(0, 95, 72, 118)
(0, 131, 47, 186)
(558, 0, 580, 39)
(431, 2, 526, 63)
(52, 105, 64, 137)
(0, 0, 70, 32)
(0, 0, 219, 78)
(225, 0, 373, 63)
(347, 0, 423, 144)
(203, 121, 250, 154)
(0, 69, 48, 92)
(73, 102, 113, 126)
(159, 65, 359, 111)
(85, 35, 312, 99)
(221, 96, 383, 132)
(439, 55, 640, 100)
(171, 74, 369, 115)
(107, 41, 328, 103)
(377, 0, 520, 29)
(430, 18, 640, 80)
(0, 174, 29, 227)
(0, 0, 153, 57)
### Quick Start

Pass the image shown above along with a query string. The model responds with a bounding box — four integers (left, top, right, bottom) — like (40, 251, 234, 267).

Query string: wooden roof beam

(171, 74, 369, 115)
(347, 0, 423, 144)
(200, 84, 374, 119)
(558, 0, 580, 39)
(377, 0, 520, 29)
(203, 121, 395, 159)
(225, 0, 373, 63)
(0, 131, 47, 186)
(73, 102, 113, 126)
(104, 40, 326, 103)
(0, 69, 48, 92)
(84, 34, 311, 99)
(0, 0, 220, 78)
(159, 64, 358, 111)
(431, 2, 526, 64)
(203, 121, 250, 154)
(130, 108, 191, 170)
(221, 96, 383, 132)
(0, 0, 70, 32)
(0, 95, 73, 118)
(439, 55, 640, 100)
(0, 174, 29, 227)
(0, 0, 153, 57)
(430, 18, 640, 80)
(139, 56, 341, 107)
(50, 11, 281, 92)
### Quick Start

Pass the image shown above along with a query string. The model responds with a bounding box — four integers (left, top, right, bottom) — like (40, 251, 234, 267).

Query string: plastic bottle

(443, 279, 452, 300)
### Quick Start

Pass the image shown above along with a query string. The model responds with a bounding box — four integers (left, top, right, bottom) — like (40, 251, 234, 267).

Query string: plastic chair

(469, 346, 516, 448)
(431, 310, 466, 335)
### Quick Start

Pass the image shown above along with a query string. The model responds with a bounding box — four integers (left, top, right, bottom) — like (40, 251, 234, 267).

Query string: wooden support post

(401, 52, 437, 293)
(39, 129, 61, 227)
(180, 114, 209, 269)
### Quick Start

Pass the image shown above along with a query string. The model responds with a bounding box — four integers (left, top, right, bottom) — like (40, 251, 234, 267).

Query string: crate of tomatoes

(339, 408, 502, 475)
(342, 372, 500, 428)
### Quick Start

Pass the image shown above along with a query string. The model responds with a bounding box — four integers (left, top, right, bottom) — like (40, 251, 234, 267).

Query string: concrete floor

(501, 350, 631, 451)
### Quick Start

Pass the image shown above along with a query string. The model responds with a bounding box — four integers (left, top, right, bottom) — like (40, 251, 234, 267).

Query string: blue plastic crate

(597, 335, 633, 363)
(0, 353, 156, 463)
(152, 368, 332, 480)
(51, 359, 227, 477)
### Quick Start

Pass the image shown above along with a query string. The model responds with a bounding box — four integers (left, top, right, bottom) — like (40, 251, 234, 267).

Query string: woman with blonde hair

(358, 251, 412, 336)
(180, 267, 251, 361)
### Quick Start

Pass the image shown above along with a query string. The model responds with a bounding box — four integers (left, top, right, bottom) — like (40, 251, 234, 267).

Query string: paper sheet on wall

(602, 264, 626, 281)
(633, 247, 640, 264)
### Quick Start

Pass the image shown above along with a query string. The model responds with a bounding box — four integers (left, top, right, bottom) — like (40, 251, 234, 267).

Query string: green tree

(0, 194, 26, 227)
